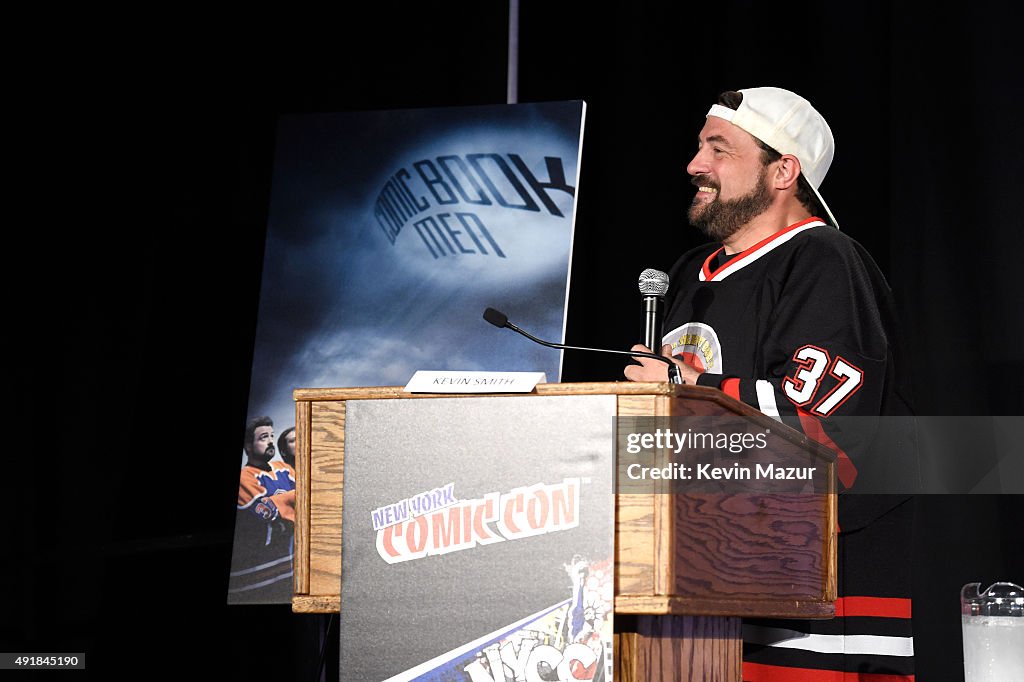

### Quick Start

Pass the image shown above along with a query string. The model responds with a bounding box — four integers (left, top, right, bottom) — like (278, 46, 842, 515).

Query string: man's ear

(774, 154, 803, 190)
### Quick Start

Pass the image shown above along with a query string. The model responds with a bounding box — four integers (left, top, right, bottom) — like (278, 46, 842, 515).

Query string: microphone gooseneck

(482, 307, 683, 384)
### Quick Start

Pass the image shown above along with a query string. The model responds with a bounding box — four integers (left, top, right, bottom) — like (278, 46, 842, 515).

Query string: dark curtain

(16, 2, 1021, 680)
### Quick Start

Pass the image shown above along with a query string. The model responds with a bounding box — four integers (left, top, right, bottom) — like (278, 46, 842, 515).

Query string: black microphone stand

(483, 308, 684, 384)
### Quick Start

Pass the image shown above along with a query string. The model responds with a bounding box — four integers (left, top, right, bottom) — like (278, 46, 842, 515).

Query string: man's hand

(623, 344, 701, 384)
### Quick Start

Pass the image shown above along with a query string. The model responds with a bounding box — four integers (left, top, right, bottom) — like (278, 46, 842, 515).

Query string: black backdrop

(14, 2, 1023, 681)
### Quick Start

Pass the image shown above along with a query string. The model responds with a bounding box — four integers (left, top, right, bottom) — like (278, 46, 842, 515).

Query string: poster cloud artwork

(228, 101, 587, 603)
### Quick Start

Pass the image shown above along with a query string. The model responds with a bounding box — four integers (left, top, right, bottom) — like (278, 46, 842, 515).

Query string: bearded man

(625, 87, 917, 681)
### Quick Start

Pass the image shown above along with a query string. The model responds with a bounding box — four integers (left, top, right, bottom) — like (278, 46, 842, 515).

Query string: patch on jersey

(253, 497, 280, 521)
(257, 468, 295, 497)
(663, 321, 723, 374)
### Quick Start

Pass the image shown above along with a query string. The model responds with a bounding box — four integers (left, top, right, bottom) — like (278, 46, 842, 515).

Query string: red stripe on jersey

(743, 662, 915, 681)
(721, 377, 741, 400)
(701, 217, 825, 280)
(797, 409, 858, 489)
(701, 246, 726, 280)
(835, 596, 913, 619)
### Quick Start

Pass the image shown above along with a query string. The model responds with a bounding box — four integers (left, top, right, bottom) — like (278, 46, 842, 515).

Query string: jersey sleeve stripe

(742, 661, 915, 681)
(721, 377, 741, 401)
(742, 625, 914, 657)
(797, 409, 858, 489)
(836, 597, 912, 619)
(754, 380, 782, 421)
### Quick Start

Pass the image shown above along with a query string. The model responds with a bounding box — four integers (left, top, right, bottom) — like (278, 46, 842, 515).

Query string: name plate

(404, 370, 547, 393)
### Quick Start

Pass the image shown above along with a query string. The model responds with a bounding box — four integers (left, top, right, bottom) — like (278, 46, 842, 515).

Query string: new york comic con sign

(372, 479, 581, 564)
(374, 153, 574, 258)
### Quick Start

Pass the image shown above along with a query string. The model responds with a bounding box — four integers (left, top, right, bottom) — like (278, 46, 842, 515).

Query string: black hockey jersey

(661, 217, 917, 680)
(663, 217, 916, 503)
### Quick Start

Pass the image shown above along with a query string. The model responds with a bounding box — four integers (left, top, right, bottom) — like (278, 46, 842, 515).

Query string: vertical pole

(507, 0, 519, 104)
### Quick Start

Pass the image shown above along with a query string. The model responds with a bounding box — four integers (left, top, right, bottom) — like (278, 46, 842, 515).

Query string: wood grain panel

(615, 492, 655, 595)
(293, 400, 312, 595)
(614, 394, 658, 597)
(308, 400, 345, 598)
(293, 382, 693, 402)
(634, 615, 741, 681)
(293, 594, 340, 614)
(616, 595, 834, 618)
(614, 632, 638, 682)
(673, 493, 830, 599)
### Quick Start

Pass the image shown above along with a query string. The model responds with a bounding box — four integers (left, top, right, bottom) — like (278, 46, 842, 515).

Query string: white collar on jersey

(699, 217, 826, 282)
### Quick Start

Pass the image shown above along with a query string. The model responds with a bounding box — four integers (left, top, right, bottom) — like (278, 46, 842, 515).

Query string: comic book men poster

(339, 395, 615, 682)
(228, 102, 587, 603)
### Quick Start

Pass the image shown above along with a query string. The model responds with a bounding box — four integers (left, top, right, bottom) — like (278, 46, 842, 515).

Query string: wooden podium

(291, 382, 837, 681)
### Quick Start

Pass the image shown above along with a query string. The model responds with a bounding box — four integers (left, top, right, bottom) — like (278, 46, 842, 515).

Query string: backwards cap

(707, 87, 838, 229)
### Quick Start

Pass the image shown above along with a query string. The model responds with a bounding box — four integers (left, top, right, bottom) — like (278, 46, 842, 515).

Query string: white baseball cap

(708, 87, 838, 229)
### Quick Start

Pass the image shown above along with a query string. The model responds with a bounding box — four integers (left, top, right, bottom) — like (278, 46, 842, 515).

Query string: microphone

(482, 307, 683, 384)
(639, 268, 669, 351)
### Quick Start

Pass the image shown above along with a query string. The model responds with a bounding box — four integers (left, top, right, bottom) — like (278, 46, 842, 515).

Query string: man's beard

(257, 445, 275, 462)
(688, 166, 772, 242)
